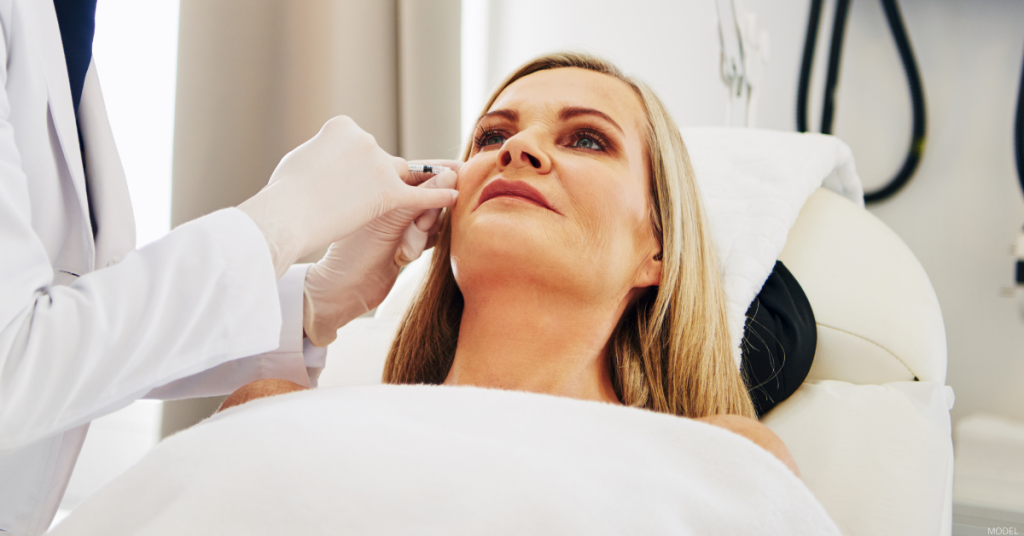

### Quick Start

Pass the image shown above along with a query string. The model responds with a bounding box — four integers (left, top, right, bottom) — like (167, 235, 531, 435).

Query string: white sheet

(51, 385, 840, 535)
(681, 128, 862, 367)
(762, 380, 955, 535)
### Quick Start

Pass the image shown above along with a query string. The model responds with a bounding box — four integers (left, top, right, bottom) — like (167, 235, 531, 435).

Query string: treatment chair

(320, 135, 955, 536)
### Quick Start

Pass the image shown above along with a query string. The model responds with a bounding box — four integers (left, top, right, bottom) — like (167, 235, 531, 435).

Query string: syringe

(408, 164, 452, 175)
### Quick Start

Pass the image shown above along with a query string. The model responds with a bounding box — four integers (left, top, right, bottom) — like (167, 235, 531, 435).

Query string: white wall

(468, 0, 1024, 425)
(93, 0, 180, 247)
(466, 0, 728, 131)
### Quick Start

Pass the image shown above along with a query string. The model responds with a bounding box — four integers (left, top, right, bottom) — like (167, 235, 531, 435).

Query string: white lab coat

(0, 1, 327, 533)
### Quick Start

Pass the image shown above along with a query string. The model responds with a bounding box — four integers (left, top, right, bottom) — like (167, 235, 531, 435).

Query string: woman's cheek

(460, 152, 494, 183)
(467, 153, 497, 182)
(578, 177, 644, 261)
(573, 171, 626, 228)
(559, 189, 612, 260)
(453, 157, 488, 218)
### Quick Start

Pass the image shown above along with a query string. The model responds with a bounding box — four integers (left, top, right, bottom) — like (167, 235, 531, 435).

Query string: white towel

(682, 128, 863, 367)
(51, 385, 841, 535)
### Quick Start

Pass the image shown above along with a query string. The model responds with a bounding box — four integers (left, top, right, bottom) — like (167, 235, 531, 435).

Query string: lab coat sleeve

(0, 204, 289, 451)
(144, 264, 329, 400)
(0, 18, 328, 450)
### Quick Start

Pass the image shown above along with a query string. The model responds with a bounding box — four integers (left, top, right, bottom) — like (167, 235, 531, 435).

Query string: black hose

(1014, 47, 1023, 284)
(820, 0, 851, 135)
(1015, 43, 1024, 195)
(794, 0, 927, 204)
(797, 0, 824, 133)
(864, 0, 927, 204)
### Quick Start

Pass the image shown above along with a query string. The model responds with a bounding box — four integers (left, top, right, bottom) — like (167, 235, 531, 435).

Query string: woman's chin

(456, 210, 555, 247)
(452, 218, 564, 279)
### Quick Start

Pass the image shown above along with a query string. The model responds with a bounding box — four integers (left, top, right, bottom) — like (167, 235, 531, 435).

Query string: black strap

(741, 261, 817, 419)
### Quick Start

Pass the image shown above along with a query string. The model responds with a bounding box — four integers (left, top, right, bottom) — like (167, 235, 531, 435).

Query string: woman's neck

(444, 283, 624, 404)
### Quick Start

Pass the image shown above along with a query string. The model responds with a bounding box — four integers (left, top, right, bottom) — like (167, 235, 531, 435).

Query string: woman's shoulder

(218, 378, 308, 412)
(694, 413, 801, 479)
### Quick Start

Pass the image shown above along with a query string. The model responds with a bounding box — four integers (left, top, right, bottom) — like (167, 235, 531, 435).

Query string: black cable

(1015, 43, 1024, 196)
(864, 0, 927, 204)
(820, 0, 851, 135)
(795, 0, 927, 204)
(1014, 44, 1023, 286)
(796, 0, 824, 133)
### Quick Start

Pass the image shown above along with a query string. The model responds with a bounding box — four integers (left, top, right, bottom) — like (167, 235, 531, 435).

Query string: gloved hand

(238, 117, 458, 278)
(302, 162, 459, 346)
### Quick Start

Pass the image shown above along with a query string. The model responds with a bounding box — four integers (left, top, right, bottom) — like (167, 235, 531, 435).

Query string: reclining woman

(225, 52, 802, 475)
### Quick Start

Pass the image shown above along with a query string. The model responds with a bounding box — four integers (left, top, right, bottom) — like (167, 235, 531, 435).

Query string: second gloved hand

(302, 166, 458, 346)
(238, 117, 458, 278)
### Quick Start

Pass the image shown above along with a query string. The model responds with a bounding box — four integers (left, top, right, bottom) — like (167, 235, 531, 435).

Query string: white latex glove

(302, 162, 459, 346)
(238, 117, 458, 278)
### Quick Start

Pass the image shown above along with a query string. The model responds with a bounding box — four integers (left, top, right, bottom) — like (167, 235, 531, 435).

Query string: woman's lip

(475, 178, 558, 214)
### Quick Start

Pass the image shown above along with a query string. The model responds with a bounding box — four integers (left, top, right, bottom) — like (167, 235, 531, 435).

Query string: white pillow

(761, 380, 955, 535)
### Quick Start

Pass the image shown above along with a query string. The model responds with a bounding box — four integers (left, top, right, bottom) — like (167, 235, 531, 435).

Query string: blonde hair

(384, 52, 756, 419)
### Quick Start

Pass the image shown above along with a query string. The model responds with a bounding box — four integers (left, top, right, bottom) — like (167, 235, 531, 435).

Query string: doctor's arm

(0, 37, 455, 452)
(143, 163, 460, 401)
(140, 264, 327, 401)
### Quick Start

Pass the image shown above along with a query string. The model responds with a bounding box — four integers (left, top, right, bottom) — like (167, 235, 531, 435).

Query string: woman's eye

(475, 131, 507, 149)
(572, 136, 600, 150)
(484, 134, 507, 146)
(573, 133, 602, 150)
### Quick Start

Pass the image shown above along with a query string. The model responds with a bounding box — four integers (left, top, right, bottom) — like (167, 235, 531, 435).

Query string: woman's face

(451, 68, 661, 307)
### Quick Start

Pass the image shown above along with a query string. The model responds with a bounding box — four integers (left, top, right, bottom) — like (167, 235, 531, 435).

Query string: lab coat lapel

(78, 62, 136, 267)
(28, 0, 96, 252)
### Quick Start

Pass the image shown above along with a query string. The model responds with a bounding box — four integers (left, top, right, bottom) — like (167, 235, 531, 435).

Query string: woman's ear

(634, 249, 663, 288)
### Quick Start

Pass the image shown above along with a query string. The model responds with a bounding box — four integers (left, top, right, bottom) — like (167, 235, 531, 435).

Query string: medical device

(1013, 46, 1024, 289)
(796, 0, 926, 205)
(1016, 46, 1023, 195)
(715, 0, 768, 128)
(408, 164, 451, 175)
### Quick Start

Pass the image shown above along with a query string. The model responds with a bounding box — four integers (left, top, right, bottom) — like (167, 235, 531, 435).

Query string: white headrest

(778, 188, 947, 384)
(681, 128, 862, 366)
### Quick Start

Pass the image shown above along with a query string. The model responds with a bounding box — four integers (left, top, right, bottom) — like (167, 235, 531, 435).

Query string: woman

(225, 52, 801, 475)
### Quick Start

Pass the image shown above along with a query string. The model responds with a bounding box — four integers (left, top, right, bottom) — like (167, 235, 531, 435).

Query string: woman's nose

(497, 131, 552, 174)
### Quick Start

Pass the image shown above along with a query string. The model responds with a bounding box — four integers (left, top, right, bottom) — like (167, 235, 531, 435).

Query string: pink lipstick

(476, 179, 558, 214)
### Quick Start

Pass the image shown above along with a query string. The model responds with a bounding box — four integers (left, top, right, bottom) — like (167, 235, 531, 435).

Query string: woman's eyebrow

(558, 106, 623, 135)
(478, 109, 518, 125)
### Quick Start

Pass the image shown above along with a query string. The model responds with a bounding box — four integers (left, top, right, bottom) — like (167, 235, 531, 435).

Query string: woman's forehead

(488, 68, 645, 130)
